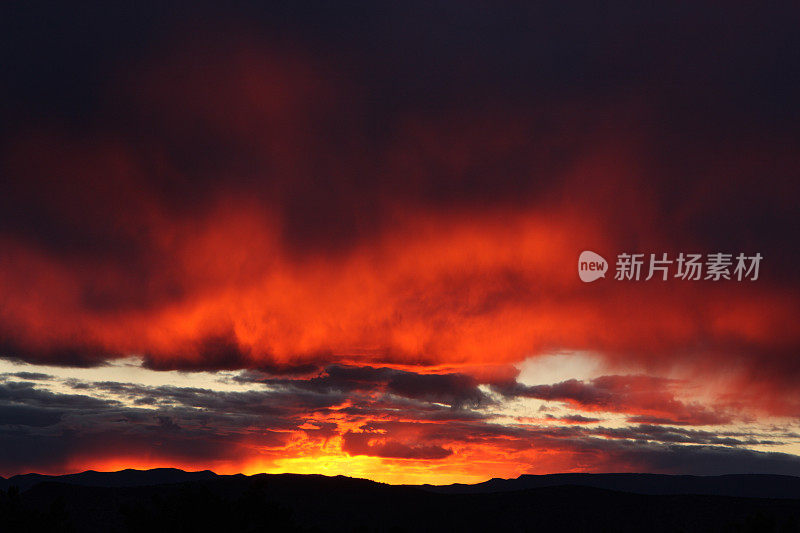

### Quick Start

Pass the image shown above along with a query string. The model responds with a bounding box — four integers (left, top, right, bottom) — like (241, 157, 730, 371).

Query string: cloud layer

(0, 2, 799, 479)
(1, 361, 799, 482)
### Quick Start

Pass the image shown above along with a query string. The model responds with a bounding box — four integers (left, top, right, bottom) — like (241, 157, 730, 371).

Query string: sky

(0, 2, 799, 484)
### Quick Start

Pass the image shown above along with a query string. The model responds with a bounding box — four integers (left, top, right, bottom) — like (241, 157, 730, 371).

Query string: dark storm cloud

(0, 2, 797, 265)
(0, 381, 293, 473)
(546, 414, 601, 424)
(606, 443, 800, 477)
(239, 365, 399, 392)
(0, 405, 62, 427)
(626, 414, 731, 426)
(1, 374, 798, 475)
(386, 371, 485, 409)
(593, 424, 781, 447)
(70, 381, 343, 416)
(142, 332, 252, 371)
(494, 375, 731, 426)
(0, 381, 116, 410)
(0, 342, 114, 368)
(240, 365, 490, 409)
(334, 397, 489, 423)
(0, 372, 52, 381)
(67, 366, 490, 428)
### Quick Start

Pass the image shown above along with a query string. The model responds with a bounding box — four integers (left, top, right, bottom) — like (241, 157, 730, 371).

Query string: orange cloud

(0, 26, 799, 483)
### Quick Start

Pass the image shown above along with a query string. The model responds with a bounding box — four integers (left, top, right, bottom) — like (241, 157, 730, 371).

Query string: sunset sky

(1, 3, 799, 484)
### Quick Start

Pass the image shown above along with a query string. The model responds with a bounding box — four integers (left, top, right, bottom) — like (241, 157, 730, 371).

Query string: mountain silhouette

(0, 468, 217, 492)
(1, 469, 799, 532)
(418, 472, 800, 499)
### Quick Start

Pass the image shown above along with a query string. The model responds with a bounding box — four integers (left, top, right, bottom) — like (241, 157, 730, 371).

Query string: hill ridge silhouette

(3, 469, 800, 532)
(421, 472, 800, 499)
(3, 468, 800, 498)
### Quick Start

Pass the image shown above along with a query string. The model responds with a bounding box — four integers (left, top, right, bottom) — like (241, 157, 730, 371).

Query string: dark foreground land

(1, 470, 799, 532)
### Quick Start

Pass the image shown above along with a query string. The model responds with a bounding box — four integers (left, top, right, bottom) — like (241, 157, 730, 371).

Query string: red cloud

(0, 33, 798, 431)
